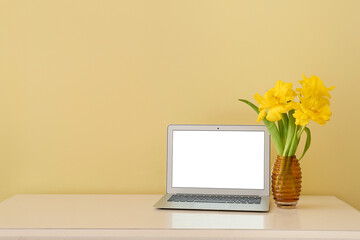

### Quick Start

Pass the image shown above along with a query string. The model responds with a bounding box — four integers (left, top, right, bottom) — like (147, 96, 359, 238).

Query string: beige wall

(1, 0, 360, 210)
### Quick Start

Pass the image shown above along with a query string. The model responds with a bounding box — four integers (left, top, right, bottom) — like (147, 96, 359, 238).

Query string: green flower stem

(282, 110, 296, 156)
(297, 125, 306, 139)
(281, 113, 289, 141)
(287, 125, 309, 156)
(278, 119, 285, 145)
(288, 125, 300, 156)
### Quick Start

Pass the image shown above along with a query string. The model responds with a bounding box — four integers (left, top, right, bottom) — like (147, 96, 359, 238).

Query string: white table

(0, 194, 359, 239)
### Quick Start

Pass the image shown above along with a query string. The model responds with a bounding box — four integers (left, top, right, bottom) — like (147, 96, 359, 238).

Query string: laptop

(154, 124, 270, 212)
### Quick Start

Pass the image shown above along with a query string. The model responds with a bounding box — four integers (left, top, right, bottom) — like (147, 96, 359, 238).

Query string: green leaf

(238, 99, 259, 114)
(299, 127, 311, 161)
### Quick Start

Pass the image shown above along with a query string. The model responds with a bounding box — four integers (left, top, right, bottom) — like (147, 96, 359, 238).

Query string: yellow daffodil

(297, 74, 335, 100)
(294, 75, 335, 126)
(254, 80, 297, 122)
(293, 96, 332, 126)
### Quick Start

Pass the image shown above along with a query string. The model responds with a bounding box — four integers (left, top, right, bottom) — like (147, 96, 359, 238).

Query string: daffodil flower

(297, 74, 335, 100)
(254, 80, 297, 122)
(294, 75, 335, 126)
(293, 97, 332, 126)
(239, 75, 334, 159)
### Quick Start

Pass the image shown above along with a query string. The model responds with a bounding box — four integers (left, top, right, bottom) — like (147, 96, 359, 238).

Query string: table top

(0, 194, 359, 231)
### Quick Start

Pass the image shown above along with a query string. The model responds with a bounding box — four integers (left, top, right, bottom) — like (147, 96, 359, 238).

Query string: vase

(271, 155, 302, 209)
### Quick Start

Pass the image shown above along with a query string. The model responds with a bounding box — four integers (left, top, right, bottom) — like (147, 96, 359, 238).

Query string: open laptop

(154, 124, 270, 212)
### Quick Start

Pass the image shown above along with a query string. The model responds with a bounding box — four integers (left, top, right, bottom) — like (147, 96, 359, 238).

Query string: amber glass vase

(271, 155, 302, 209)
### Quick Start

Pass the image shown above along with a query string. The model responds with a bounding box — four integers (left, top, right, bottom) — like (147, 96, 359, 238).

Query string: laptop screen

(171, 130, 265, 190)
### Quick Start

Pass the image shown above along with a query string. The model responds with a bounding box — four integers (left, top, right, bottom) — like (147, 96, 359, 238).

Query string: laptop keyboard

(168, 194, 261, 204)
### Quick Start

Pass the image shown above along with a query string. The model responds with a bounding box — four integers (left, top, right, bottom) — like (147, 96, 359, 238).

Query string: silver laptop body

(154, 124, 270, 212)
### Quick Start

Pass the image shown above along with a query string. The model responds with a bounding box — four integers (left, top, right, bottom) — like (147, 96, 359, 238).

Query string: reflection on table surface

(170, 211, 265, 229)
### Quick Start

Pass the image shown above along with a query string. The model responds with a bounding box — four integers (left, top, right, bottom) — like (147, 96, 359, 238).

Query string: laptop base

(154, 194, 270, 212)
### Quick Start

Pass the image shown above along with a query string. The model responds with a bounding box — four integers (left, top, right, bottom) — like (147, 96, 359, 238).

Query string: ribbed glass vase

(271, 155, 302, 209)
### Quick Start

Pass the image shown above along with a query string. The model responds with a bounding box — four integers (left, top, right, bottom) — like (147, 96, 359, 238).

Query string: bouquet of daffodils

(239, 75, 335, 159)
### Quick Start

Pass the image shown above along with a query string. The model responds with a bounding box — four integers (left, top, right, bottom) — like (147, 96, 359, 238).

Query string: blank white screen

(172, 130, 265, 189)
